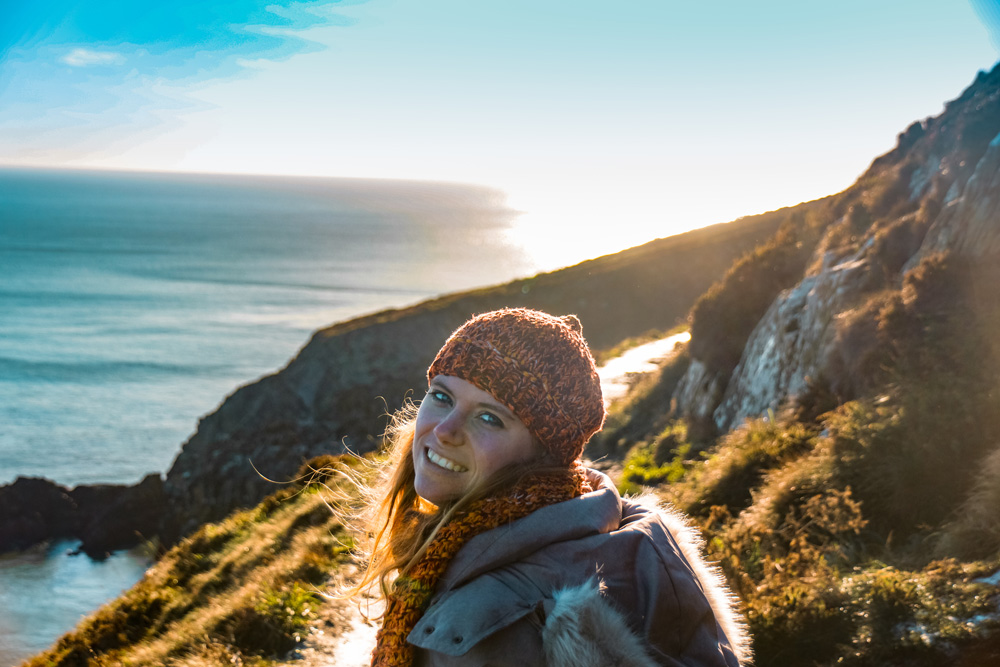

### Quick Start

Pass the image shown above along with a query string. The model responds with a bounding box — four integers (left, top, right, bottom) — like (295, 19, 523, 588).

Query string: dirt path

(279, 565, 382, 667)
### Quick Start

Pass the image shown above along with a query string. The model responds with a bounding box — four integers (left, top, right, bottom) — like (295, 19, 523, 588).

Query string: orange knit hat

(427, 308, 605, 465)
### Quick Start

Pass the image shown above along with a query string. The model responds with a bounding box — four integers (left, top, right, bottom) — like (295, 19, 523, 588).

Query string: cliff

(674, 63, 1000, 434)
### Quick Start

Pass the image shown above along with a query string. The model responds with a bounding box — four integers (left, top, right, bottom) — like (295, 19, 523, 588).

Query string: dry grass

(939, 445, 1000, 559)
(23, 460, 358, 667)
(665, 417, 815, 516)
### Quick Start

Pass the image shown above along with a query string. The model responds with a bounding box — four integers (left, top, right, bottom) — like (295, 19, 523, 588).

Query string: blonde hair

(349, 402, 564, 604)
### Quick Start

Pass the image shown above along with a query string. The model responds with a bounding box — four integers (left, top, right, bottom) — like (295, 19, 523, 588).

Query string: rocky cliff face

(713, 248, 881, 431)
(916, 132, 1000, 260)
(0, 474, 164, 558)
(674, 63, 1000, 433)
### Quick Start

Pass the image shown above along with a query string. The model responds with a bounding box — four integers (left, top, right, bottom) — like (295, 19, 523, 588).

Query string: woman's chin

(414, 465, 464, 506)
(415, 484, 461, 506)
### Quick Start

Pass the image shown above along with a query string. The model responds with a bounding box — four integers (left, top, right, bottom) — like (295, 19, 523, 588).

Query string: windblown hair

(348, 402, 562, 605)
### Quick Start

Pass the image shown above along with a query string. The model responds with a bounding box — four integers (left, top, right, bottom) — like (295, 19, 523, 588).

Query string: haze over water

(0, 167, 539, 487)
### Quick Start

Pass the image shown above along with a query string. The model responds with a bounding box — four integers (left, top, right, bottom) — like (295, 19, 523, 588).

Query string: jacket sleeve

(611, 504, 750, 666)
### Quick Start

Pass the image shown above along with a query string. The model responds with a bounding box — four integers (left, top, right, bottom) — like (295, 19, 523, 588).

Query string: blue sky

(2, 0, 999, 267)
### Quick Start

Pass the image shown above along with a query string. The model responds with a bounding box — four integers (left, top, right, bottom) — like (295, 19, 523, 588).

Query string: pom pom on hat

(427, 308, 605, 465)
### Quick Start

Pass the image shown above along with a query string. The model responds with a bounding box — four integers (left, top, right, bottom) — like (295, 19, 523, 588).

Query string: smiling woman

(413, 376, 542, 503)
(349, 308, 751, 667)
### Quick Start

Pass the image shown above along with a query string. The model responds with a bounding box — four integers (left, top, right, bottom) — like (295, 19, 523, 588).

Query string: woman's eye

(428, 390, 451, 405)
(478, 412, 504, 428)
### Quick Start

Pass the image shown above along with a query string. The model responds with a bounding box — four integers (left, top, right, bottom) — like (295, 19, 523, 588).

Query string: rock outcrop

(915, 131, 1000, 261)
(674, 62, 1000, 432)
(0, 474, 164, 558)
(712, 247, 881, 431)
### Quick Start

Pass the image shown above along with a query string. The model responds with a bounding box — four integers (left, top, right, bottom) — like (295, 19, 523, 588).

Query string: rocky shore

(0, 474, 163, 558)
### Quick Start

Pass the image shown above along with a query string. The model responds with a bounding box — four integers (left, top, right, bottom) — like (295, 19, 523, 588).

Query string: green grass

(618, 422, 693, 495)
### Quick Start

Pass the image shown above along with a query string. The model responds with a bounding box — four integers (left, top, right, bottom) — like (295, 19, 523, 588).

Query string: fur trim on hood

(544, 579, 660, 667)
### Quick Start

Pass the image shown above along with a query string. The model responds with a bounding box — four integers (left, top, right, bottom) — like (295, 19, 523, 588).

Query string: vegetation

(688, 212, 827, 379)
(618, 422, 693, 495)
(600, 247, 1000, 665)
(24, 459, 358, 667)
(687, 259, 1000, 663)
(589, 341, 692, 460)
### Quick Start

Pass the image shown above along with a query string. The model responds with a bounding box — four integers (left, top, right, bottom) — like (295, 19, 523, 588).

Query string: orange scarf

(370, 466, 590, 666)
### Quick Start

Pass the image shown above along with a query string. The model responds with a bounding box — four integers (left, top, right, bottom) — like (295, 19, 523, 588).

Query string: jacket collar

(439, 468, 623, 590)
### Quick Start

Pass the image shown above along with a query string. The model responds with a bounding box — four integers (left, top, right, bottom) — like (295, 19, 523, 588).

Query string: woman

(356, 308, 751, 667)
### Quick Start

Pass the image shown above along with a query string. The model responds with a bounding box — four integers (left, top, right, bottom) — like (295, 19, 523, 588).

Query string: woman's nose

(433, 410, 465, 445)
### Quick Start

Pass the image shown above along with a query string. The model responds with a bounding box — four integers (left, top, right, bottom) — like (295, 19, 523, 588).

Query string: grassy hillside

(591, 213, 1000, 664)
(24, 458, 359, 667)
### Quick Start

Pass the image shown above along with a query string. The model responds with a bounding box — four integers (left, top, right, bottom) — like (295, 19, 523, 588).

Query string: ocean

(0, 167, 541, 664)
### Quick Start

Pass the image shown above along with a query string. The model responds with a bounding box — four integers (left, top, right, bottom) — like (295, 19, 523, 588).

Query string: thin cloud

(62, 48, 126, 67)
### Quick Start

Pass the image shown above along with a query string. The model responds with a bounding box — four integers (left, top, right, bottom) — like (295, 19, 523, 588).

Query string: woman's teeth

(426, 449, 468, 472)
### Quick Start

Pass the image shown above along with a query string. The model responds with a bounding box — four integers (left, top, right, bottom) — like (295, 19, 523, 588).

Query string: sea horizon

(0, 167, 543, 489)
(0, 166, 552, 666)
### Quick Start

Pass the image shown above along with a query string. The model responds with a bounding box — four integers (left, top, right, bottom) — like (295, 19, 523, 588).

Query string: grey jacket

(409, 470, 751, 666)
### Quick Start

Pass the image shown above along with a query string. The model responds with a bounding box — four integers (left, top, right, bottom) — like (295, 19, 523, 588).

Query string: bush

(939, 446, 1000, 559)
(618, 422, 693, 495)
(821, 254, 1000, 542)
(688, 222, 817, 377)
(670, 417, 815, 516)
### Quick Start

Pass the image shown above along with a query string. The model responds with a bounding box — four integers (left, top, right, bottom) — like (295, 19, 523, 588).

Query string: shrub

(688, 222, 817, 377)
(670, 417, 815, 516)
(869, 212, 931, 278)
(828, 290, 899, 398)
(938, 445, 1000, 559)
(821, 254, 1000, 543)
(835, 561, 1000, 666)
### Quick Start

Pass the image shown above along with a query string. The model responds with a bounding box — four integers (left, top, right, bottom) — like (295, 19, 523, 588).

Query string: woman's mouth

(426, 448, 468, 472)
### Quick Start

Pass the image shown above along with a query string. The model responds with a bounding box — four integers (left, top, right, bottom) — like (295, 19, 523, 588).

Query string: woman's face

(412, 374, 543, 505)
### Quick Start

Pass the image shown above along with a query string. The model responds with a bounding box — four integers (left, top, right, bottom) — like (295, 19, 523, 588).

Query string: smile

(426, 448, 468, 472)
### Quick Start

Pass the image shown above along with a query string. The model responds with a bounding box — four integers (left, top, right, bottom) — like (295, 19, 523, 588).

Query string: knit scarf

(370, 465, 591, 667)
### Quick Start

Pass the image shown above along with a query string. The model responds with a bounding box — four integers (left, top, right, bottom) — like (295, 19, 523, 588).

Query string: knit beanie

(427, 308, 605, 465)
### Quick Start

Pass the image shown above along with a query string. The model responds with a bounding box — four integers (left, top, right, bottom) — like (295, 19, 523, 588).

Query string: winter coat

(408, 470, 751, 667)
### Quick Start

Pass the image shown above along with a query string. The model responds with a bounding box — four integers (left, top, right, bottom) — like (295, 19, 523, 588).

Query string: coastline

(0, 199, 783, 665)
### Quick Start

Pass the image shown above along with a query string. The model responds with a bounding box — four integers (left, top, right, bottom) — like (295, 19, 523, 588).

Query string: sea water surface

(0, 167, 540, 665)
